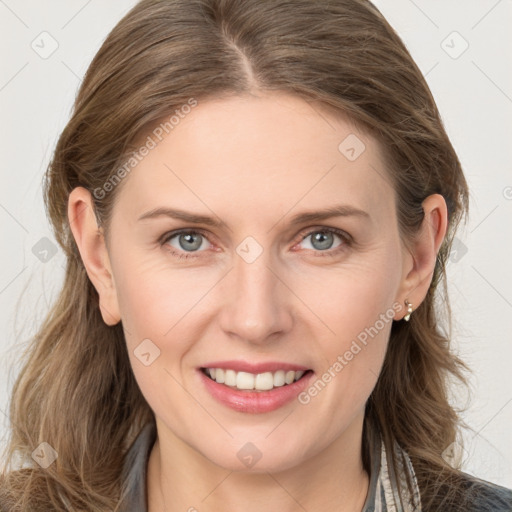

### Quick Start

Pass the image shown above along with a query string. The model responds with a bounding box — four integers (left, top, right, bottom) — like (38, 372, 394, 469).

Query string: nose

(217, 247, 293, 345)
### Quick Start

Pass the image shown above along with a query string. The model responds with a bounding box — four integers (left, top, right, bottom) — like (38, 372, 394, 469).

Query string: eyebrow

(137, 204, 370, 227)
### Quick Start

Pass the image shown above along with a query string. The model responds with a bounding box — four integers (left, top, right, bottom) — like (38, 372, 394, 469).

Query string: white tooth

(212, 368, 307, 389)
(255, 372, 274, 391)
(225, 369, 237, 386)
(236, 371, 255, 390)
(273, 370, 285, 387)
(285, 370, 296, 385)
(215, 368, 225, 384)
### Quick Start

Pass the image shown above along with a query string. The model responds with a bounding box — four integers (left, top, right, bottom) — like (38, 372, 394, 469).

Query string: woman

(1, 0, 510, 510)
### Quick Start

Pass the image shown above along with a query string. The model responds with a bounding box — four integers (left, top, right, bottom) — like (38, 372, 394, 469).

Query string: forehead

(113, 92, 394, 225)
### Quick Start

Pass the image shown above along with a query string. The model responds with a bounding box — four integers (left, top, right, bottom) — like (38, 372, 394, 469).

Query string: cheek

(292, 250, 401, 339)
(113, 263, 204, 420)
(110, 255, 222, 406)
(111, 251, 210, 340)
(295, 250, 400, 408)
(115, 273, 172, 341)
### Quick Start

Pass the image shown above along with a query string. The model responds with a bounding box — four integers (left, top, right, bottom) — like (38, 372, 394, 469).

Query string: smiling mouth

(200, 367, 313, 392)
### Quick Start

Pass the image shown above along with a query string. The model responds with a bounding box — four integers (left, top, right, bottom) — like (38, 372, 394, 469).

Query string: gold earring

(404, 299, 413, 321)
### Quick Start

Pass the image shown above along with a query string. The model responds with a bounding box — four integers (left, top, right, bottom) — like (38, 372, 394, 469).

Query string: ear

(393, 193, 448, 320)
(68, 187, 121, 326)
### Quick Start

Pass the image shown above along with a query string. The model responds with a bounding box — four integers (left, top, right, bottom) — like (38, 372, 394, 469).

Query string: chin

(201, 440, 308, 474)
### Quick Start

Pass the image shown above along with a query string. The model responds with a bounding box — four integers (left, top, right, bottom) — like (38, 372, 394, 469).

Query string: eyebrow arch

(286, 205, 370, 226)
(137, 207, 224, 227)
(137, 204, 370, 227)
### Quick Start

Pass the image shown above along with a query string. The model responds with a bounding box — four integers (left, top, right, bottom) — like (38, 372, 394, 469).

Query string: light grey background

(1, 0, 511, 487)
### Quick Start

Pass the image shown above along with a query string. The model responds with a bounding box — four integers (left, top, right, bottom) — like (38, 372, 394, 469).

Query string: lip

(200, 360, 310, 373)
(198, 367, 315, 414)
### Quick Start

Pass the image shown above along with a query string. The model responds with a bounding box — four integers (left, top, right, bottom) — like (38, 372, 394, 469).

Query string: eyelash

(159, 227, 352, 260)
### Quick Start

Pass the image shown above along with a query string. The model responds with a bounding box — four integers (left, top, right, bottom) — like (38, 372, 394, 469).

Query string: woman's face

(101, 92, 411, 472)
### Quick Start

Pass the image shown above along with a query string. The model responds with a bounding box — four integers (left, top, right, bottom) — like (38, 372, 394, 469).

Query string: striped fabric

(372, 436, 421, 511)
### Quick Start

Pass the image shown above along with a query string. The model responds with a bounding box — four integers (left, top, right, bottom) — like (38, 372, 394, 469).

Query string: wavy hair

(1, 0, 471, 510)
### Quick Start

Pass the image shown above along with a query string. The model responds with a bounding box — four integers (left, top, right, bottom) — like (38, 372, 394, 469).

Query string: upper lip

(200, 360, 311, 373)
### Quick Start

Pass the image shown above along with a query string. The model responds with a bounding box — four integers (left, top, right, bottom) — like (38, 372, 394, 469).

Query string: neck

(147, 416, 370, 512)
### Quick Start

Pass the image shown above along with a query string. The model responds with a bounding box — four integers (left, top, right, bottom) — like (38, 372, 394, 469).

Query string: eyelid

(159, 228, 213, 245)
(159, 228, 215, 256)
(294, 225, 352, 245)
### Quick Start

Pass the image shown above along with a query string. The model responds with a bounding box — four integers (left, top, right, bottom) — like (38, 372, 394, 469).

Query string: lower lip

(198, 369, 315, 413)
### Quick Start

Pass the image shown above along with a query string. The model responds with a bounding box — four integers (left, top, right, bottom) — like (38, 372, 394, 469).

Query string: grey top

(118, 422, 512, 512)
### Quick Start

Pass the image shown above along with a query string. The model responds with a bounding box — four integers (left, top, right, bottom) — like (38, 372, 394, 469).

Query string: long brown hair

(1, 0, 471, 509)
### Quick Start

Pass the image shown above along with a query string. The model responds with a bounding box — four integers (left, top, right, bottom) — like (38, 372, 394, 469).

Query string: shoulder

(416, 468, 511, 511)
(455, 471, 512, 512)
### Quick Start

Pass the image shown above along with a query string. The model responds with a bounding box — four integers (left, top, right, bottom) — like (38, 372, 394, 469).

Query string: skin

(68, 91, 447, 512)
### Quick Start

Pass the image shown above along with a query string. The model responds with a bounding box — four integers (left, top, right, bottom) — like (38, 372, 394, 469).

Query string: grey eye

(301, 231, 342, 251)
(171, 232, 206, 252)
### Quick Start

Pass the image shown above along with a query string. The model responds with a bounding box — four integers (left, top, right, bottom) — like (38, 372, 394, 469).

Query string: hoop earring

(403, 299, 413, 321)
